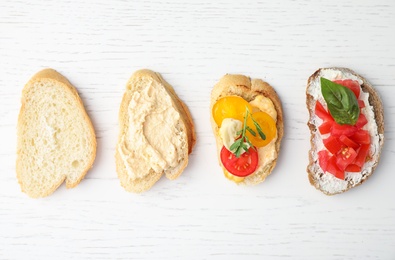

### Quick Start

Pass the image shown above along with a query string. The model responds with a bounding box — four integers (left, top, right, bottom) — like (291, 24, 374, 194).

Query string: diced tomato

(323, 135, 343, 155)
(318, 121, 332, 134)
(354, 144, 370, 167)
(355, 113, 368, 129)
(316, 78, 369, 180)
(358, 100, 365, 108)
(336, 147, 358, 171)
(333, 79, 361, 98)
(345, 164, 362, 172)
(318, 150, 330, 172)
(315, 101, 333, 122)
(331, 122, 357, 137)
(339, 135, 359, 150)
(327, 155, 345, 180)
(350, 129, 371, 145)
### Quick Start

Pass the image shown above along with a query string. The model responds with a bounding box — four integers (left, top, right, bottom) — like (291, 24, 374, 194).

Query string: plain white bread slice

(16, 68, 97, 198)
(115, 69, 196, 193)
(306, 67, 384, 195)
(210, 74, 284, 185)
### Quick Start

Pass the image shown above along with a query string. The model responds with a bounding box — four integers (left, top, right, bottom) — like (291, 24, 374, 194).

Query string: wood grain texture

(1, 0, 395, 259)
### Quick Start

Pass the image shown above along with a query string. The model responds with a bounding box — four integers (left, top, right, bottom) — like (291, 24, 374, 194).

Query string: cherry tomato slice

(245, 111, 277, 147)
(220, 146, 258, 177)
(212, 96, 252, 127)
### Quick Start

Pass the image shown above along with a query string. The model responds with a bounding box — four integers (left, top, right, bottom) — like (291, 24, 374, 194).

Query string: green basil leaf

(320, 77, 360, 125)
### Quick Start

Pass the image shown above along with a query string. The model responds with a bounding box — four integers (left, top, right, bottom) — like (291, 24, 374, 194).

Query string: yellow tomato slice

(212, 96, 252, 127)
(246, 112, 277, 147)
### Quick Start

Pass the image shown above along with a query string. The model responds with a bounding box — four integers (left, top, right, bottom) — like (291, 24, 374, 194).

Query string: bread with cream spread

(306, 67, 384, 195)
(210, 74, 284, 185)
(16, 68, 97, 198)
(116, 69, 196, 193)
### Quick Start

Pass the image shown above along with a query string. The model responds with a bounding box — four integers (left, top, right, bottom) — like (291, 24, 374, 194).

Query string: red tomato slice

(327, 155, 345, 180)
(333, 79, 361, 98)
(318, 150, 330, 172)
(345, 164, 361, 172)
(339, 135, 360, 150)
(336, 147, 358, 171)
(315, 101, 333, 121)
(354, 144, 370, 167)
(331, 122, 357, 137)
(319, 121, 332, 135)
(220, 146, 258, 177)
(355, 113, 368, 129)
(350, 130, 371, 145)
(323, 135, 343, 155)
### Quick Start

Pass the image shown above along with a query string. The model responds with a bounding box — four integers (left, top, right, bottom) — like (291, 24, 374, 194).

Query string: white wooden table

(1, 1, 394, 259)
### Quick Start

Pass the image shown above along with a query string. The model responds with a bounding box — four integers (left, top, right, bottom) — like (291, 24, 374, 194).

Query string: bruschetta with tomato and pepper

(307, 67, 384, 195)
(210, 74, 284, 185)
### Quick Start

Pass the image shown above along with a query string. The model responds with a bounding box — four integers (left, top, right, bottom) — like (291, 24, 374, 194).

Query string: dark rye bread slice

(210, 74, 284, 185)
(306, 67, 384, 195)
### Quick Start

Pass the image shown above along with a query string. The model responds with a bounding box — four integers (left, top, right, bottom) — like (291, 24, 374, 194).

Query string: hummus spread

(249, 95, 278, 175)
(118, 80, 185, 180)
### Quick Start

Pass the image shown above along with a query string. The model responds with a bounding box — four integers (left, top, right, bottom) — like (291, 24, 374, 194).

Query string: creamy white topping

(219, 118, 244, 152)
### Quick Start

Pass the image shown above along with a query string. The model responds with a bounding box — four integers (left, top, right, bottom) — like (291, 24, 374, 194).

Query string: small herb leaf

(230, 139, 241, 152)
(250, 114, 266, 140)
(320, 77, 360, 125)
(246, 126, 256, 136)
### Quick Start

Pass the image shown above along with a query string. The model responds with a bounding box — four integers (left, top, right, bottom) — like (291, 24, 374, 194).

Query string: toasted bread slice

(210, 74, 284, 185)
(16, 69, 97, 198)
(306, 67, 384, 195)
(115, 69, 196, 192)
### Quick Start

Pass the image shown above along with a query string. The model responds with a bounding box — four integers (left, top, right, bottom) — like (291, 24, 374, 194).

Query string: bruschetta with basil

(306, 67, 384, 195)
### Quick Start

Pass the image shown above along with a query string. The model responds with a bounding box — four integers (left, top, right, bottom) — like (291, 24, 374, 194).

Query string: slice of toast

(115, 69, 196, 192)
(210, 74, 284, 185)
(306, 67, 384, 195)
(16, 69, 96, 198)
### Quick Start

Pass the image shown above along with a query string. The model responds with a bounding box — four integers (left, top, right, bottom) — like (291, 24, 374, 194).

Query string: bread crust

(210, 74, 284, 185)
(16, 68, 97, 198)
(306, 67, 384, 195)
(116, 69, 196, 192)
